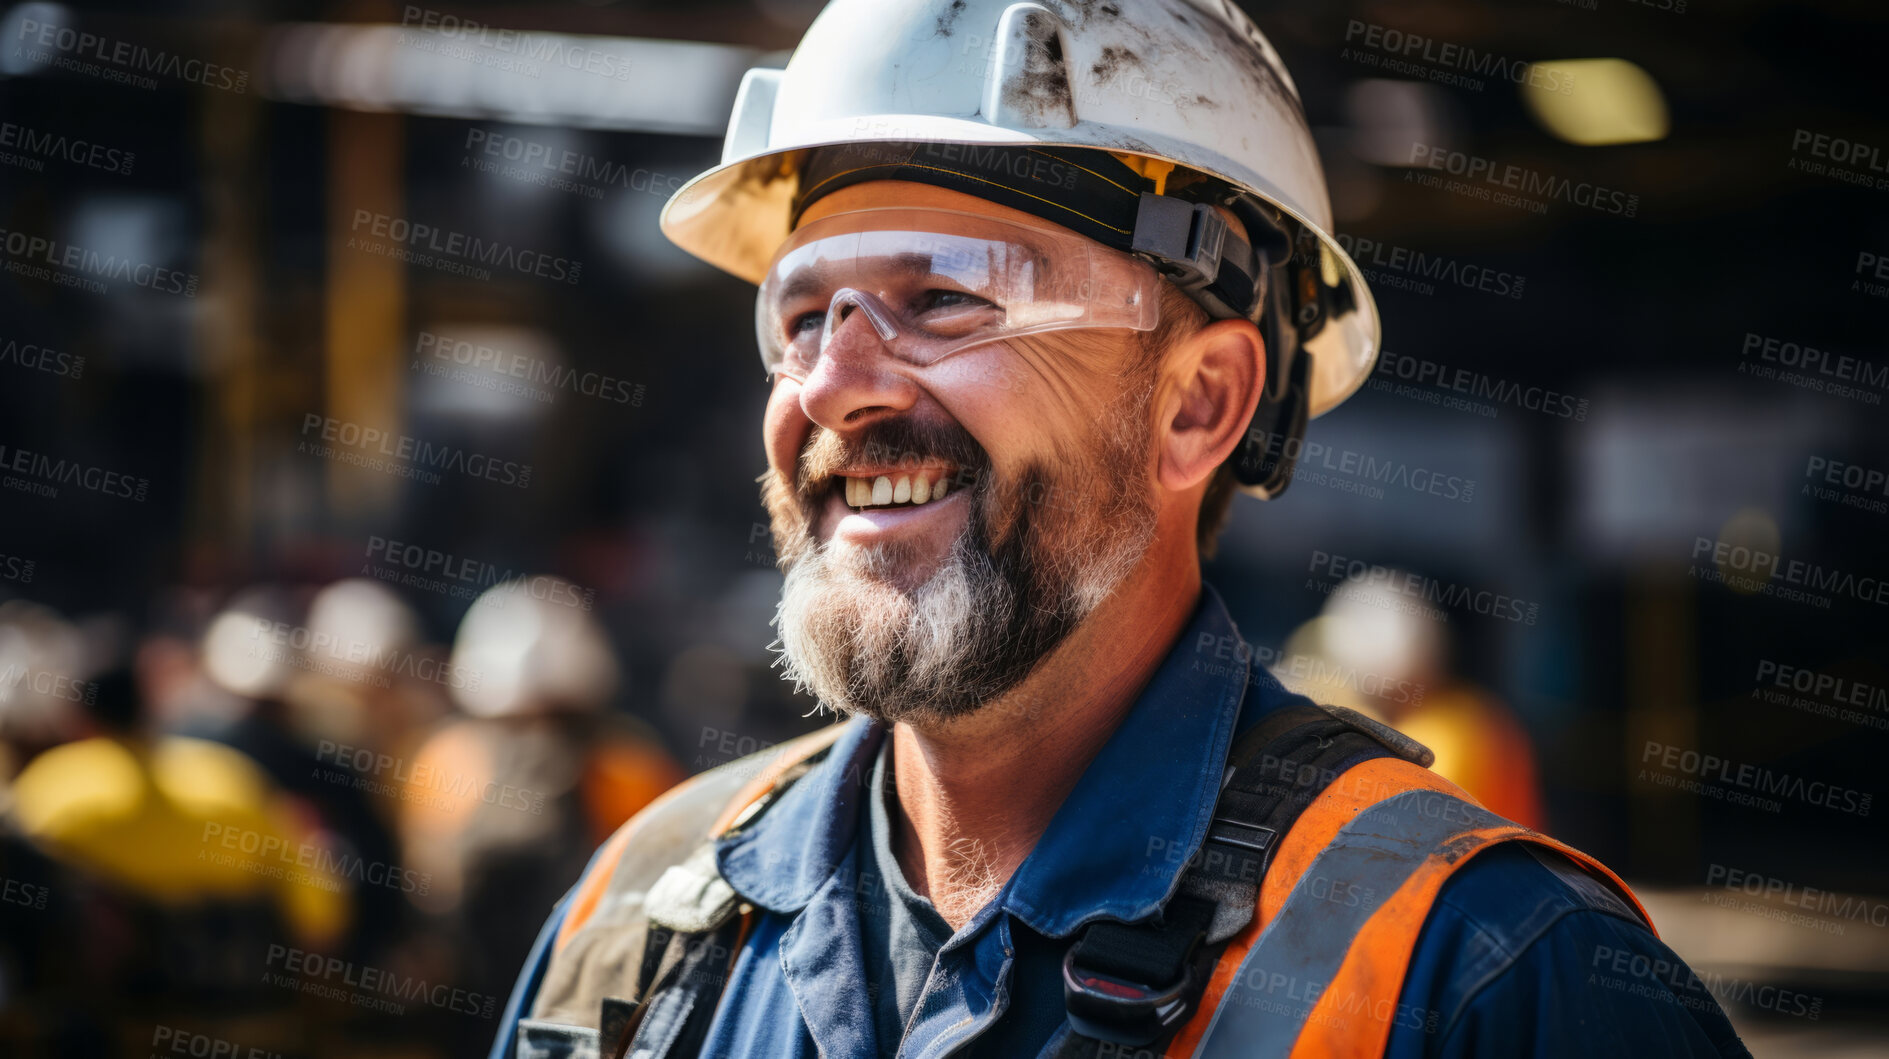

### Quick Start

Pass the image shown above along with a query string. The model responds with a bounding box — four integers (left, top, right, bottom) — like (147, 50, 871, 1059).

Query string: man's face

(761, 182, 1163, 726)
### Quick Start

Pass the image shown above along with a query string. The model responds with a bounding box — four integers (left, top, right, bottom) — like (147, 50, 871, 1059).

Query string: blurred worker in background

(181, 584, 411, 969)
(399, 577, 681, 1020)
(4, 641, 341, 1056)
(1278, 571, 1547, 829)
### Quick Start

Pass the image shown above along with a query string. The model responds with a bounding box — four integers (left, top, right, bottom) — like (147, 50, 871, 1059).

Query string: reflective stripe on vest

(1169, 757, 1652, 1059)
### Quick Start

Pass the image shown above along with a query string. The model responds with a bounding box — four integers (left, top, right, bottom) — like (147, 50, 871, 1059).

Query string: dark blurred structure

(1, 1, 1886, 1056)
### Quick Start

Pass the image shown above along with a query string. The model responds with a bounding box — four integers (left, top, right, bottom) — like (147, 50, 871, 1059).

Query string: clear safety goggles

(755, 208, 1162, 380)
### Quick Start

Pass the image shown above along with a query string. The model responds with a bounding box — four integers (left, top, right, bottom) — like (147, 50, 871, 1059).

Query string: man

(493, 1, 1751, 1056)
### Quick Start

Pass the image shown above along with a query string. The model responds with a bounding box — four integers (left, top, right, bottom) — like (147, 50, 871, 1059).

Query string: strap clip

(1061, 945, 1198, 1047)
(1131, 193, 1227, 291)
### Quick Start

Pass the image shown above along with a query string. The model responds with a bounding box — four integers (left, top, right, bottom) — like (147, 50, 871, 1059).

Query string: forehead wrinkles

(775, 220, 1058, 292)
(777, 251, 942, 303)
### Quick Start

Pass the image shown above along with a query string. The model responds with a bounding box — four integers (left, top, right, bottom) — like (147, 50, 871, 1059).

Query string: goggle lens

(756, 208, 1161, 379)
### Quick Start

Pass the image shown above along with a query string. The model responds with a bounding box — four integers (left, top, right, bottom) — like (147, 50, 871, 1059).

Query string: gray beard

(771, 395, 1157, 727)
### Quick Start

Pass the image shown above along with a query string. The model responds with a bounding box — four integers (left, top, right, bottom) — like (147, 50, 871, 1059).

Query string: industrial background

(0, 0, 1885, 1056)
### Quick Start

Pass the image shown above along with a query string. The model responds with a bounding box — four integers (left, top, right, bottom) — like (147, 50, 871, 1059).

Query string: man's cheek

(761, 471, 815, 559)
(763, 381, 812, 485)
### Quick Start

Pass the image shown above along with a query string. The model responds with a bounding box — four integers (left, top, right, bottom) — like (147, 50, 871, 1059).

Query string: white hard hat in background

(450, 578, 620, 719)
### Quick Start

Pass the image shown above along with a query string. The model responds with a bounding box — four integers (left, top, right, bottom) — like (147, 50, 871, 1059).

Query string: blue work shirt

(494, 583, 1751, 1058)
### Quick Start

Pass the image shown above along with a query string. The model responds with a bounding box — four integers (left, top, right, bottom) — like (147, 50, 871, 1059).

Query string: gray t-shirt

(856, 738, 955, 1056)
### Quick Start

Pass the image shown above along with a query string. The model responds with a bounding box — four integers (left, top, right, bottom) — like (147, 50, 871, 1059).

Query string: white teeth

(843, 472, 956, 509)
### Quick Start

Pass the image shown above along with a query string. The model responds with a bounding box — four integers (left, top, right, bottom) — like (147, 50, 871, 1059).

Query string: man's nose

(796, 298, 920, 432)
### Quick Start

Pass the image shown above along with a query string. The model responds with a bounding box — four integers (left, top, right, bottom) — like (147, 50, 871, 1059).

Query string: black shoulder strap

(1055, 703, 1432, 1057)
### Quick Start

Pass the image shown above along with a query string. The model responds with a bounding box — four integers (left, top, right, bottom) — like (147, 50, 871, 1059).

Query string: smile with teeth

(841, 470, 955, 510)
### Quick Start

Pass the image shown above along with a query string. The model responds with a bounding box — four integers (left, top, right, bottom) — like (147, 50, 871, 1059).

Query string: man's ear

(1156, 319, 1267, 492)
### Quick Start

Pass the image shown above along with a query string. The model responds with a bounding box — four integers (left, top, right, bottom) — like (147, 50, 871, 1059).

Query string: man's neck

(888, 553, 1202, 930)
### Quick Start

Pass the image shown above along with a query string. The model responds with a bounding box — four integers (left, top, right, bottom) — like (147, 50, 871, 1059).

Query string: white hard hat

(661, 0, 1380, 452)
(449, 577, 618, 718)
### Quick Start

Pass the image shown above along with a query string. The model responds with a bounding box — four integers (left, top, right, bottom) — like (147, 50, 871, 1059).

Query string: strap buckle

(1061, 945, 1198, 1047)
(1131, 193, 1227, 291)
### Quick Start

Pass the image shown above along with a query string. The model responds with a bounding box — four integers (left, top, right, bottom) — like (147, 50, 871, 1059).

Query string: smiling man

(491, 2, 1750, 1057)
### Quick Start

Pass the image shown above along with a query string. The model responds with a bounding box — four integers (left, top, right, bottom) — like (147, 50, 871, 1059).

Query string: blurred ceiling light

(0, 3, 72, 77)
(1521, 59, 1669, 146)
(264, 22, 762, 135)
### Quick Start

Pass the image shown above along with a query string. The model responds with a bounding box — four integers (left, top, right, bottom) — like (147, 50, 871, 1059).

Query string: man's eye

(915, 289, 996, 314)
(788, 310, 826, 337)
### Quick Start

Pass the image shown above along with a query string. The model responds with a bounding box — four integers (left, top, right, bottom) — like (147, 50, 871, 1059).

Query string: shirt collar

(715, 582, 1316, 932)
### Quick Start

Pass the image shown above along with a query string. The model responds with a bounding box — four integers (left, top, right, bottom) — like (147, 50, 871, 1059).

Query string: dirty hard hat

(661, 0, 1381, 498)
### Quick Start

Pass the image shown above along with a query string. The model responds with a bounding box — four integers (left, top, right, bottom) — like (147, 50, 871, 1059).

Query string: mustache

(794, 417, 992, 496)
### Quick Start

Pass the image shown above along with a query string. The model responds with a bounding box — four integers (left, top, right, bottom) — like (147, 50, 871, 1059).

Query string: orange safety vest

(540, 726, 1652, 1059)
